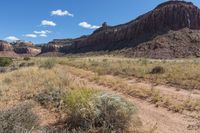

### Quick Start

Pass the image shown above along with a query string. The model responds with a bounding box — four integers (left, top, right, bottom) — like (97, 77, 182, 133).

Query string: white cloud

(51, 9, 74, 17)
(39, 34, 47, 37)
(34, 30, 51, 34)
(41, 20, 56, 26)
(33, 30, 51, 37)
(5, 36, 19, 42)
(79, 22, 100, 29)
(23, 34, 37, 38)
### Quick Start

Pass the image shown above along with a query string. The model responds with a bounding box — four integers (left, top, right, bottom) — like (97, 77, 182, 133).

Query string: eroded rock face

(41, 44, 61, 53)
(14, 47, 41, 55)
(0, 41, 13, 51)
(41, 39, 74, 53)
(11, 40, 41, 55)
(0, 40, 41, 56)
(59, 1, 200, 54)
(118, 28, 200, 59)
(0, 40, 19, 57)
(11, 40, 34, 48)
(41, 1, 200, 58)
(41, 37, 90, 54)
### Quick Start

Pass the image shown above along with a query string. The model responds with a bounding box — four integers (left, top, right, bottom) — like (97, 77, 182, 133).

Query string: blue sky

(0, 0, 200, 44)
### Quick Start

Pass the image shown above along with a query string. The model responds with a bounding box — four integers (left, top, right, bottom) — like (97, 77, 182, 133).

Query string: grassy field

(61, 55, 200, 90)
(0, 57, 145, 132)
(0, 56, 200, 132)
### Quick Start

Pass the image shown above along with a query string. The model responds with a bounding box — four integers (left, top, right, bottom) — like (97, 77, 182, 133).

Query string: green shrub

(63, 89, 97, 129)
(63, 89, 137, 131)
(34, 88, 64, 108)
(150, 66, 165, 74)
(19, 62, 35, 68)
(94, 93, 137, 131)
(0, 57, 13, 67)
(24, 57, 31, 61)
(27, 62, 35, 67)
(3, 78, 12, 84)
(0, 67, 7, 73)
(10, 66, 18, 71)
(19, 62, 26, 67)
(40, 59, 56, 69)
(0, 102, 38, 133)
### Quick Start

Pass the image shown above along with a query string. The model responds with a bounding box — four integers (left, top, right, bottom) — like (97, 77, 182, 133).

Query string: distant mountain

(0, 40, 18, 57)
(11, 40, 41, 55)
(0, 40, 13, 51)
(0, 40, 41, 57)
(41, 1, 200, 58)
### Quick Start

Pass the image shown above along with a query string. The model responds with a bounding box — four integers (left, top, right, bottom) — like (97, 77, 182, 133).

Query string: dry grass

(0, 58, 144, 132)
(1, 56, 199, 132)
(27, 56, 200, 112)
(0, 101, 38, 133)
(61, 56, 200, 90)
(66, 65, 200, 112)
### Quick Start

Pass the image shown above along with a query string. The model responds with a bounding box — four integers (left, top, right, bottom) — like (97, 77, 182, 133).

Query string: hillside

(116, 28, 200, 59)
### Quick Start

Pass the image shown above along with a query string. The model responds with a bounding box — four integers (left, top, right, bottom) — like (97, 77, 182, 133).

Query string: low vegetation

(0, 60, 142, 132)
(34, 88, 64, 108)
(39, 58, 56, 69)
(0, 56, 200, 132)
(24, 57, 31, 61)
(0, 101, 38, 133)
(0, 57, 12, 67)
(150, 66, 165, 74)
(63, 88, 138, 131)
(63, 56, 200, 90)
(36, 88, 140, 132)
(66, 64, 200, 112)
(0, 67, 6, 73)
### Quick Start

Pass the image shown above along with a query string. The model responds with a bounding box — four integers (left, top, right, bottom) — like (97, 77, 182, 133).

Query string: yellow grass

(1, 56, 200, 132)
(0, 60, 145, 132)
(66, 65, 200, 112)
(60, 56, 200, 90)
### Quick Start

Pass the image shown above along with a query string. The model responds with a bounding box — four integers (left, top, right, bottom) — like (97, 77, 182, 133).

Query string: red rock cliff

(59, 1, 200, 53)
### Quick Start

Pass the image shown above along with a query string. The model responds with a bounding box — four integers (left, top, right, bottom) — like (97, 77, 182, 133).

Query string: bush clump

(34, 88, 64, 108)
(19, 62, 35, 68)
(40, 59, 56, 69)
(27, 62, 35, 67)
(150, 66, 165, 74)
(95, 93, 137, 130)
(63, 89, 97, 129)
(24, 57, 31, 61)
(0, 57, 13, 67)
(0, 67, 7, 73)
(0, 102, 38, 133)
(63, 89, 138, 132)
(3, 78, 12, 84)
(19, 62, 26, 67)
